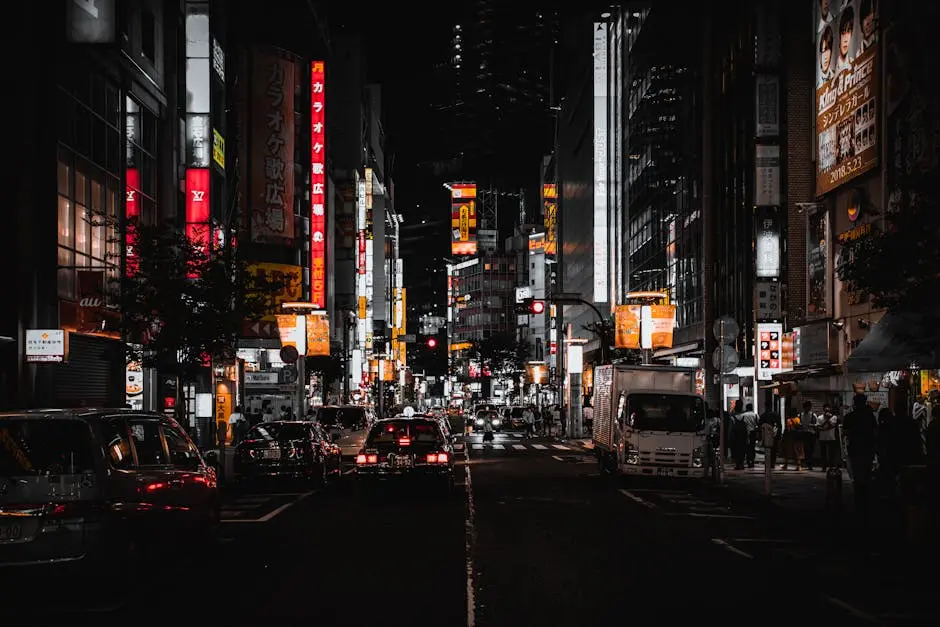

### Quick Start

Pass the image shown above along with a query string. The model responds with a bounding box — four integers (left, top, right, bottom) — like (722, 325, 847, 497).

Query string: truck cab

(593, 365, 707, 479)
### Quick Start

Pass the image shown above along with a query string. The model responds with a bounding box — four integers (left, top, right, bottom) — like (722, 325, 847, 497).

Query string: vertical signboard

(450, 183, 477, 256)
(251, 49, 296, 244)
(185, 168, 211, 256)
(125, 168, 140, 276)
(756, 322, 783, 380)
(815, 0, 880, 197)
(592, 23, 609, 303)
(755, 207, 781, 278)
(614, 305, 641, 349)
(806, 209, 830, 319)
(755, 75, 780, 137)
(310, 60, 327, 308)
(754, 145, 781, 207)
(542, 183, 557, 256)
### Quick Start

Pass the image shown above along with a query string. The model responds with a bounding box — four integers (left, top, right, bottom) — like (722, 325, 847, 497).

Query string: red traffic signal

(426, 337, 438, 349)
(529, 300, 546, 315)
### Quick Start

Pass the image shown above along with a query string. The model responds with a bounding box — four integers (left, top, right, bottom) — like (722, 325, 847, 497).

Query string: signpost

(712, 316, 739, 485)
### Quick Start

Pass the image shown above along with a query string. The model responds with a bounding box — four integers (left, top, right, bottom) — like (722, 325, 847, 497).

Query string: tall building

(2, 1, 188, 410)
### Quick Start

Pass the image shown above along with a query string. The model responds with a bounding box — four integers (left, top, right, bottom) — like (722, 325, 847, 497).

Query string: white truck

(592, 365, 707, 479)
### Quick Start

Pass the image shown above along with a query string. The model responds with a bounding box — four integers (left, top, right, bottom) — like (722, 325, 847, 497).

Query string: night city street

(5, 432, 931, 626)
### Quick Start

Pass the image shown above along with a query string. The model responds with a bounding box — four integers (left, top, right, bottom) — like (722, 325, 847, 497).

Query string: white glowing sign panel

(592, 23, 609, 303)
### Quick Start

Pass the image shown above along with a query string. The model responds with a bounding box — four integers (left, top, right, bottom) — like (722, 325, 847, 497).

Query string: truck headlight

(492, 418, 501, 426)
(692, 446, 704, 468)
(625, 443, 639, 465)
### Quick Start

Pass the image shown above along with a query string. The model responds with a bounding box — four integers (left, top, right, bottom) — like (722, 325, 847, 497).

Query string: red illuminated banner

(357, 230, 366, 275)
(125, 168, 140, 276)
(310, 60, 327, 309)
(450, 182, 477, 256)
(185, 168, 211, 257)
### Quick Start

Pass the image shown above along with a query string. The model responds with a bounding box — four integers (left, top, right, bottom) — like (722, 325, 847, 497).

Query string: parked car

(234, 421, 341, 484)
(0, 409, 219, 581)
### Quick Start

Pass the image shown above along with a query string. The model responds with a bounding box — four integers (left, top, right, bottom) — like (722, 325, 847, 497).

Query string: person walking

(739, 403, 759, 468)
(842, 393, 878, 515)
(227, 405, 248, 446)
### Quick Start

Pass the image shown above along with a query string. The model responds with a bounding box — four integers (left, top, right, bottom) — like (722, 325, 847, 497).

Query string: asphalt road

(10, 430, 934, 625)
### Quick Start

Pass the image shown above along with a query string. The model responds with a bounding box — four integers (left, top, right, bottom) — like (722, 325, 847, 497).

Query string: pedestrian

(781, 411, 805, 470)
(739, 403, 759, 467)
(523, 406, 535, 439)
(759, 405, 783, 469)
(227, 405, 247, 445)
(729, 410, 748, 470)
(582, 403, 594, 435)
(262, 405, 275, 423)
(816, 404, 841, 469)
(842, 393, 878, 515)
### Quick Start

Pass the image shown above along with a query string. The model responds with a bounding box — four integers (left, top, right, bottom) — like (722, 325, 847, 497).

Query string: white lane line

(512, 444, 526, 450)
(257, 489, 317, 522)
(491, 444, 504, 450)
(551, 455, 565, 462)
(464, 447, 477, 627)
(710, 538, 754, 559)
(618, 489, 657, 509)
(472, 444, 484, 450)
(531, 444, 548, 450)
(821, 595, 883, 624)
(671, 512, 757, 520)
(343, 468, 356, 475)
(551, 444, 570, 450)
(730, 538, 799, 543)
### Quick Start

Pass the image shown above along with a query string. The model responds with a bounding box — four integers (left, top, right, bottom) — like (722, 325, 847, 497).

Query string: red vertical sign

(185, 168, 211, 267)
(310, 60, 327, 309)
(125, 168, 140, 276)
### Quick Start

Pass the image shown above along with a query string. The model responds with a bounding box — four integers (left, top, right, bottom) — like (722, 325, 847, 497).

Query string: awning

(772, 364, 843, 382)
(845, 311, 940, 372)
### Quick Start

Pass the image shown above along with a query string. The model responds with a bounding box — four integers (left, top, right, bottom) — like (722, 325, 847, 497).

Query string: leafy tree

(468, 331, 529, 375)
(837, 168, 940, 314)
(117, 219, 286, 383)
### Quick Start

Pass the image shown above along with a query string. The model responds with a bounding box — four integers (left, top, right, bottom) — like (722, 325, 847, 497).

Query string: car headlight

(492, 419, 501, 426)
(475, 418, 484, 425)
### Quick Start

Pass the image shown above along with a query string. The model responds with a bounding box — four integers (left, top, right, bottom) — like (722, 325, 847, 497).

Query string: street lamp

(281, 302, 325, 416)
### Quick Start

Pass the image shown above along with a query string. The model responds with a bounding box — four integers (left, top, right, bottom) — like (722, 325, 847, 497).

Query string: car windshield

(624, 394, 705, 433)
(510, 408, 525, 418)
(246, 423, 308, 441)
(0, 418, 96, 477)
(367, 420, 442, 445)
(317, 407, 367, 430)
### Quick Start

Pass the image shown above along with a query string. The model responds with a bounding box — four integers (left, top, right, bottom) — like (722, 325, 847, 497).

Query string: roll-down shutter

(54, 333, 122, 408)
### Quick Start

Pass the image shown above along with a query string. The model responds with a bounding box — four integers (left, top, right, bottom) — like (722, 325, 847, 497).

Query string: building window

(141, 10, 156, 62)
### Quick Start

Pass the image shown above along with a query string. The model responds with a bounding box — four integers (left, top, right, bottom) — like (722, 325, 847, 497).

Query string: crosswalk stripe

(472, 443, 483, 450)
(512, 444, 526, 450)
(531, 444, 547, 450)
(491, 444, 504, 450)
(551, 444, 569, 450)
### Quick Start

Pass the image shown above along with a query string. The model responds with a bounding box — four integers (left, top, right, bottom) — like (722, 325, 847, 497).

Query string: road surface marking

(512, 444, 526, 450)
(343, 468, 356, 475)
(618, 489, 657, 509)
(551, 444, 569, 450)
(710, 538, 753, 559)
(551, 455, 565, 462)
(531, 444, 548, 450)
(222, 490, 317, 524)
(730, 538, 799, 543)
(464, 447, 477, 627)
(472, 444, 484, 450)
(821, 595, 883, 624)
(673, 512, 757, 520)
(491, 444, 504, 450)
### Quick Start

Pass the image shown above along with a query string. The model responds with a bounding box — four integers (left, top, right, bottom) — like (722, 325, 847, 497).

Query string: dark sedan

(234, 422, 341, 485)
(355, 417, 455, 494)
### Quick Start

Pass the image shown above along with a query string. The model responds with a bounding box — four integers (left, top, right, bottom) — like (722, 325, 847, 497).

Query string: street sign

(281, 365, 298, 384)
(712, 346, 740, 373)
(279, 345, 299, 364)
(399, 334, 416, 343)
(712, 316, 739, 342)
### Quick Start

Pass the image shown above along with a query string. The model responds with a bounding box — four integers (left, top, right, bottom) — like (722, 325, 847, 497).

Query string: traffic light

(514, 298, 546, 315)
(426, 337, 438, 349)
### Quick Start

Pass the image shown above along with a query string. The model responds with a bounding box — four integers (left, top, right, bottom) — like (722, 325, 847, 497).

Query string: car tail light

(356, 454, 378, 464)
(426, 453, 448, 463)
(44, 502, 99, 520)
(143, 481, 168, 492)
(398, 437, 411, 446)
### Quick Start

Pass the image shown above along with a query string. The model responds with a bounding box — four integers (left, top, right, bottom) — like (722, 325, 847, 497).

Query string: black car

(234, 421, 341, 485)
(355, 417, 455, 493)
(0, 409, 219, 582)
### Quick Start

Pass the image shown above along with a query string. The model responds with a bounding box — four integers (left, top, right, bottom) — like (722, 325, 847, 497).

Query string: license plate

(0, 523, 23, 543)
(657, 468, 675, 476)
(392, 456, 412, 468)
(262, 449, 280, 459)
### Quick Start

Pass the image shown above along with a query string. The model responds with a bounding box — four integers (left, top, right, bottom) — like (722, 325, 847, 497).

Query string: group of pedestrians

(519, 405, 565, 438)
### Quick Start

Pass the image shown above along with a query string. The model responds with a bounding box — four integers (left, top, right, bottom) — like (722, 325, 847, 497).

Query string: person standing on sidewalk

(759, 405, 783, 469)
(842, 393, 878, 515)
(739, 403, 759, 468)
(523, 406, 535, 439)
(801, 401, 819, 470)
(816, 404, 840, 469)
(227, 405, 248, 446)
